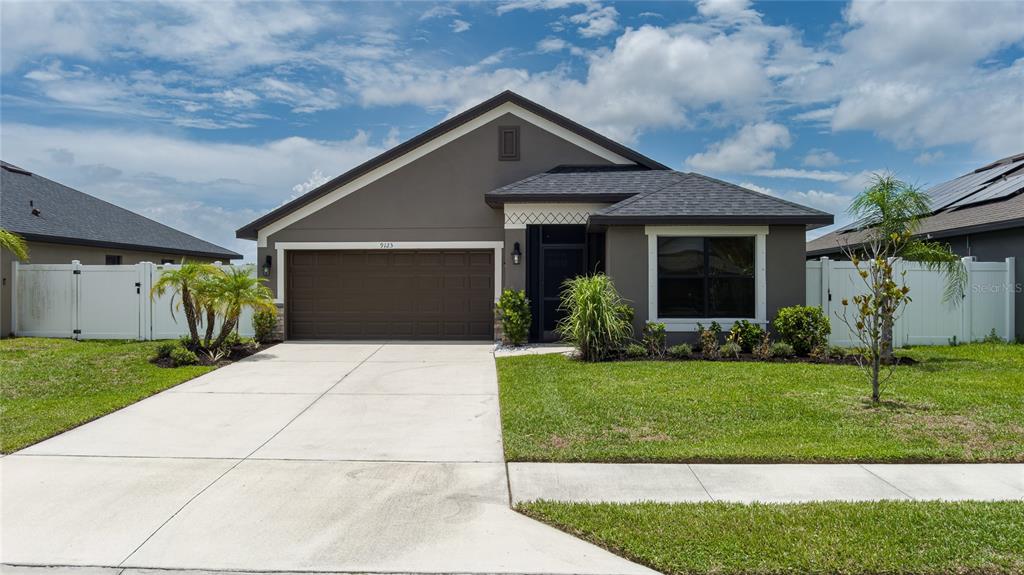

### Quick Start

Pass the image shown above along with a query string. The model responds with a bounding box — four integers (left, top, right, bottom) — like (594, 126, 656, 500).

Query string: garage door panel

(288, 249, 493, 340)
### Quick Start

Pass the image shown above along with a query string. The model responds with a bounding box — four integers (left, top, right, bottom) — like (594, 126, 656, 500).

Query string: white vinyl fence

(807, 257, 1015, 347)
(12, 261, 255, 340)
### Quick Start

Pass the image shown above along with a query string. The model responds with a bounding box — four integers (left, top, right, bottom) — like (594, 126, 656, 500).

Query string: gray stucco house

(808, 152, 1023, 340)
(237, 91, 833, 342)
(1, 161, 241, 337)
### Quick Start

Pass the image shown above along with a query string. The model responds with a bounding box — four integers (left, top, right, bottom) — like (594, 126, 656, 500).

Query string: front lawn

(519, 500, 1024, 575)
(0, 338, 214, 453)
(497, 343, 1024, 462)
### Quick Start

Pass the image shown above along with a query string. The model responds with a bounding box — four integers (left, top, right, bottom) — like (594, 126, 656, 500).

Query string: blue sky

(2, 0, 1022, 261)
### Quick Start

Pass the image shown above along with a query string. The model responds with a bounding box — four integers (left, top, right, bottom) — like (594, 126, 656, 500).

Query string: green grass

(0, 338, 214, 453)
(497, 343, 1024, 462)
(519, 500, 1024, 575)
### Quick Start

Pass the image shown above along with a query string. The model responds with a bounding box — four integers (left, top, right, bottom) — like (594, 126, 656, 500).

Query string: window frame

(646, 225, 767, 332)
(104, 255, 123, 265)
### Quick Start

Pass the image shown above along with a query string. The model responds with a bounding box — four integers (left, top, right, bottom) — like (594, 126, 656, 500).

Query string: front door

(526, 225, 603, 342)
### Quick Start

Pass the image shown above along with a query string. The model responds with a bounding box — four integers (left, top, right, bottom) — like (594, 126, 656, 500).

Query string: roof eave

(589, 214, 834, 228)
(236, 90, 669, 240)
(15, 232, 242, 260)
(807, 216, 1024, 257)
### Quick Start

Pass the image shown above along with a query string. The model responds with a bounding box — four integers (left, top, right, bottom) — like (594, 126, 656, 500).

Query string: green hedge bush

(772, 306, 830, 355)
(497, 289, 532, 346)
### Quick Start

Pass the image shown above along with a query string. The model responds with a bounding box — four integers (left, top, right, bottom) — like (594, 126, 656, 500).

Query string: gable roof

(236, 90, 669, 240)
(807, 152, 1024, 256)
(1, 162, 241, 260)
(486, 167, 834, 228)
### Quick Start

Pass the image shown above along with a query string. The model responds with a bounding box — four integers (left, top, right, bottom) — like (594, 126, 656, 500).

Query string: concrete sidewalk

(509, 462, 1024, 504)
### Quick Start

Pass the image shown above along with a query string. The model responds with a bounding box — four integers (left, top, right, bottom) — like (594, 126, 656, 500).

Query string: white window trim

(503, 202, 609, 229)
(257, 102, 636, 247)
(645, 225, 768, 332)
(272, 241, 504, 305)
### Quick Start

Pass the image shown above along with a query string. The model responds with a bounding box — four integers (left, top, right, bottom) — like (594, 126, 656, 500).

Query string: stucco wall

(260, 112, 615, 298)
(503, 228, 527, 292)
(943, 227, 1023, 342)
(1, 241, 220, 337)
(604, 224, 809, 344)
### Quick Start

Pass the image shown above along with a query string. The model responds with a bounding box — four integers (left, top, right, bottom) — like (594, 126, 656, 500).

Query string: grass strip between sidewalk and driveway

(0, 337, 214, 453)
(519, 500, 1024, 575)
(497, 343, 1024, 463)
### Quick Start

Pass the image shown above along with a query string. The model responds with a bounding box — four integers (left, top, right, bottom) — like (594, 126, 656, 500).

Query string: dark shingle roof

(236, 90, 670, 239)
(807, 152, 1024, 256)
(484, 165, 677, 205)
(1, 162, 241, 260)
(487, 167, 834, 227)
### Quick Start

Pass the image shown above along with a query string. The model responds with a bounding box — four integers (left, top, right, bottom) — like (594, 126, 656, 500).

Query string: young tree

(0, 228, 29, 261)
(838, 238, 912, 403)
(207, 265, 275, 350)
(846, 174, 965, 357)
(150, 261, 216, 347)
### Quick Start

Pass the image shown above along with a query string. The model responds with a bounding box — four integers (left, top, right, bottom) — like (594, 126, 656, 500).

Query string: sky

(2, 0, 1022, 262)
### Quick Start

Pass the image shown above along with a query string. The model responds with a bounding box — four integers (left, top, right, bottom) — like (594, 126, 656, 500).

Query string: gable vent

(498, 126, 520, 161)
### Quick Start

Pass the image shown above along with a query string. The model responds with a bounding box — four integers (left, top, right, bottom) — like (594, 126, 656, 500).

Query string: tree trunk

(881, 316, 894, 362)
(181, 286, 200, 346)
(212, 315, 238, 350)
(871, 352, 881, 403)
(203, 306, 216, 348)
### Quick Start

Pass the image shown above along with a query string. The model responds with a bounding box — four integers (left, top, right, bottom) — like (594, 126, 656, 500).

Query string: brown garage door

(287, 250, 494, 340)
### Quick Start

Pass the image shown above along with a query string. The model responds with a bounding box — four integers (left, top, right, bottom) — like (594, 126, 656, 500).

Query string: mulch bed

(151, 341, 280, 368)
(617, 352, 917, 366)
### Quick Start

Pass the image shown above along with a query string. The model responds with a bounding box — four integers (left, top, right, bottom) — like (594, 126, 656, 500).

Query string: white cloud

(570, 5, 619, 38)
(792, 107, 835, 123)
(291, 169, 329, 196)
(536, 37, 570, 53)
(751, 168, 851, 182)
(2, 123, 391, 261)
(451, 19, 472, 33)
(802, 149, 841, 168)
(738, 182, 773, 195)
(259, 78, 342, 113)
(696, 0, 761, 25)
(787, 189, 850, 214)
(914, 150, 945, 165)
(686, 122, 791, 173)
(420, 5, 460, 20)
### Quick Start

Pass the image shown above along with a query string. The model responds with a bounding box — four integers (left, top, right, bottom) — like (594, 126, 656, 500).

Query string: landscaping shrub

(697, 322, 721, 360)
(169, 345, 199, 366)
(624, 343, 647, 359)
(770, 341, 795, 358)
(772, 306, 830, 355)
(642, 322, 667, 357)
(753, 333, 773, 360)
(557, 274, 633, 362)
(497, 289, 531, 346)
(253, 308, 277, 343)
(809, 343, 831, 362)
(721, 341, 742, 359)
(727, 320, 764, 352)
(667, 343, 692, 359)
(153, 341, 177, 359)
(980, 328, 1005, 344)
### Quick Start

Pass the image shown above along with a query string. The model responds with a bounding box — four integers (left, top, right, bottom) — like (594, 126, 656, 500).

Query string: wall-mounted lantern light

(512, 242, 522, 265)
(262, 254, 272, 277)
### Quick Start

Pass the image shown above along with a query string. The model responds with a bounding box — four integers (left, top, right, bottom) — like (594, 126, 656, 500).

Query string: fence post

(71, 260, 82, 340)
(1006, 257, 1016, 342)
(11, 260, 19, 335)
(819, 256, 831, 325)
(961, 256, 975, 343)
(139, 262, 153, 341)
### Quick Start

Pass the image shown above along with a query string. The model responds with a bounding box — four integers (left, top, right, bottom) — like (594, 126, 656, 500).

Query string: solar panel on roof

(945, 172, 1024, 209)
(927, 161, 1021, 210)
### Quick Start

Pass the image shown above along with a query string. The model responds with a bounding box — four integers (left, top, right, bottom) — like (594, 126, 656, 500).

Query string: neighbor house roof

(236, 90, 669, 240)
(487, 167, 834, 228)
(1, 162, 241, 260)
(807, 152, 1024, 257)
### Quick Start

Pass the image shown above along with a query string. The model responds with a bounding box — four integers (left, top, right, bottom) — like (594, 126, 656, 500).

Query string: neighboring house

(807, 153, 1024, 340)
(237, 91, 833, 342)
(1, 161, 241, 337)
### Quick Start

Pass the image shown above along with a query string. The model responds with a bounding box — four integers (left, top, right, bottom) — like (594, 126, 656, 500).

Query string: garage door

(287, 250, 494, 340)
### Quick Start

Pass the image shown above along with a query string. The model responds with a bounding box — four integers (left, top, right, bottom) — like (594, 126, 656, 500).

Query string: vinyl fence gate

(12, 261, 255, 340)
(806, 256, 1015, 347)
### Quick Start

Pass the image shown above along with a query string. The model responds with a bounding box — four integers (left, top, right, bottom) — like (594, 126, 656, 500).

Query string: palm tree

(845, 173, 966, 356)
(208, 265, 275, 350)
(0, 228, 29, 261)
(150, 261, 216, 346)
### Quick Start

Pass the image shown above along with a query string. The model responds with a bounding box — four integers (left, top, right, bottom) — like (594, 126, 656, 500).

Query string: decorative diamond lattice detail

(504, 210, 592, 226)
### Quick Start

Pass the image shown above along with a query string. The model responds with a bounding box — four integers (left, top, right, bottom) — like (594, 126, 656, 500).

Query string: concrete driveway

(1, 342, 652, 575)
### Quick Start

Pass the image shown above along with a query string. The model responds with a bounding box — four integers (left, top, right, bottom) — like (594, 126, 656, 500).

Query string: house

(1, 161, 241, 337)
(237, 91, 833, 342)
(807, 153, 1023, 341)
